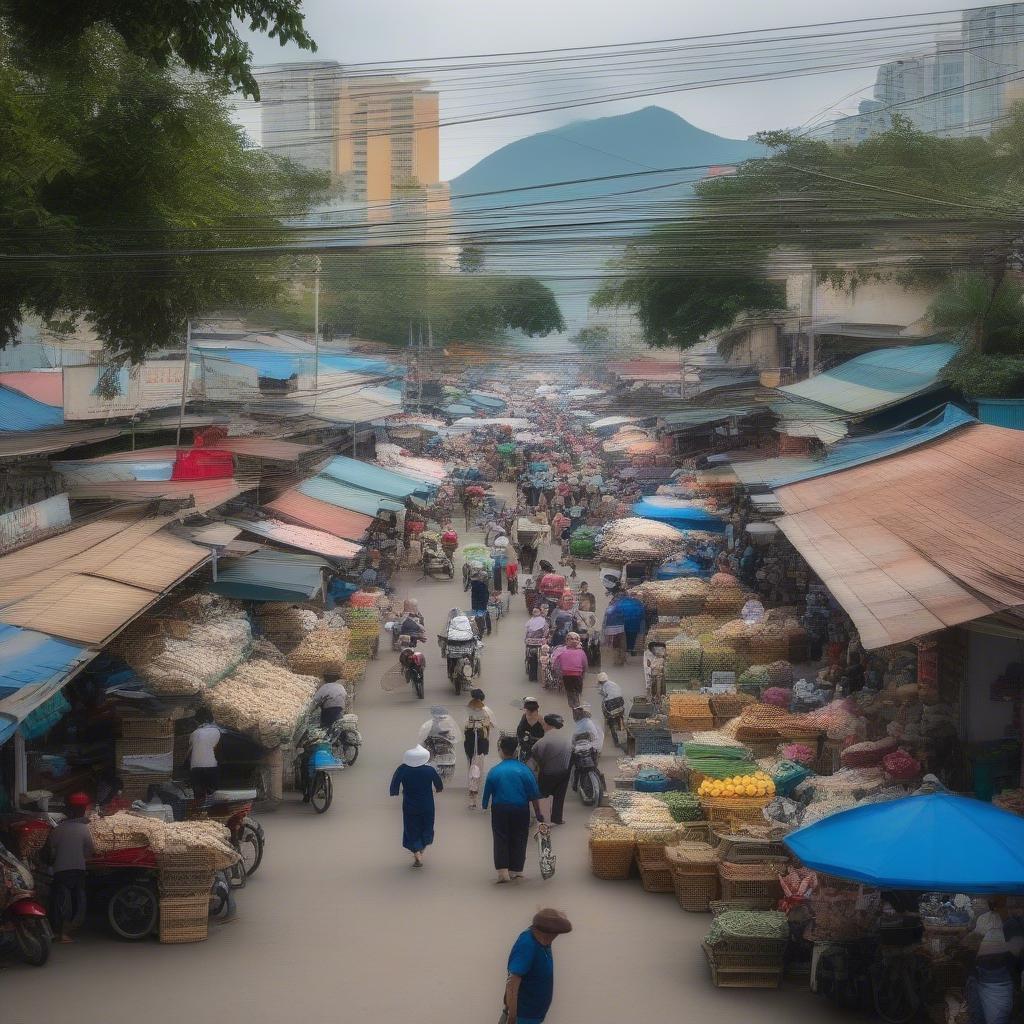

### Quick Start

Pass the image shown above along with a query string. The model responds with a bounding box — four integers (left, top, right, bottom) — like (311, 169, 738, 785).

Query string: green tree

(570, 325, 612, 351)
(928, 272, 1024, 354)
(0, 26, 328, 362)
(593, 113, 1024, 350)
(2, 0, 315, 99)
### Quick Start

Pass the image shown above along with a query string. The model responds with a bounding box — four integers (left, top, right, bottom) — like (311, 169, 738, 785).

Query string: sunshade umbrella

(784, 791, 1024, 893)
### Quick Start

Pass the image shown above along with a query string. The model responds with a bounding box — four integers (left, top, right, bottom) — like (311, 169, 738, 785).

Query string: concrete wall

(724, 324, 781, 370)
(784, 275, 938, 333)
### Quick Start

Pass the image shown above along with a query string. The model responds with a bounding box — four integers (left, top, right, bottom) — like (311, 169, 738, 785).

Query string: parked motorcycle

(202, 791, 264, 883)
(602, 697, 627, 751)
(570, 736, 604, 808)
(438, 613, 481, 696)
(399, 636, 427, 700)
(0, 841, 50, 966)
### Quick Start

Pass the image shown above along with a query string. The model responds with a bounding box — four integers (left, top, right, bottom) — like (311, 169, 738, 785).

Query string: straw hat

(403, 746, 431, 768)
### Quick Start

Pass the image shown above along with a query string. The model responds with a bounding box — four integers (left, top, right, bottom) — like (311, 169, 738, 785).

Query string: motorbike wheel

(107, 882, 159, 941)
(578, 770, 603, 808)
(310, 771, 333, 814)
(341, 732, 362, 763)
(607, 719, 623, 751)
(238, 818, 264, 878)
(413, 671, 424, 700)
(452, 671, 463, 696)
(15, 917, 51, 966)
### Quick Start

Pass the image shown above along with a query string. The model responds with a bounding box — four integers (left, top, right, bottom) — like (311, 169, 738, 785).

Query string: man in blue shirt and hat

(503, 908, 573, 1023)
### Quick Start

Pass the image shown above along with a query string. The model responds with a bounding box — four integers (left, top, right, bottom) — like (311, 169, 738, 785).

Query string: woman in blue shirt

(504, 909, 573, 1023)
(389, 745, 443, 867)
(482, 735, 548, 883)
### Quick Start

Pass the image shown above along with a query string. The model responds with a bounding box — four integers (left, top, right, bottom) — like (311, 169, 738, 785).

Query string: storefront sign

(0, 494, 71, 553)
(63, 362, 185, 420)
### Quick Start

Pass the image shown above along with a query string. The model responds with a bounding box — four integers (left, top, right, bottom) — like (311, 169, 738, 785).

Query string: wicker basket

(122, 771, 172, 801)
(119, 717, 174, 739)
(638, 858, 675, 893)
(701, 796, 770, 828)
(702, 942, 783, 988)
(158, 866, 215, 897)
(589, 839, 635, 880)
(669, 715, 715, 734)
(670, 866, 719, 912)
(709, 693, 754, 720)
(159, 894, 210, 944)
(717, 861, 786, 908)
(116, 736, 174, 758)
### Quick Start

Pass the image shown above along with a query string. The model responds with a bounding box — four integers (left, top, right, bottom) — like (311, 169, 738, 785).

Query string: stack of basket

(342, 606, 380, 658)
(665, 838, 720, 912)
(667, 692, 714, 733)
(702, 910, 789, 988)
(156, 846, 215, 944)
(587, 809, 635, 880)
(634, 821, 684, 893)
(717, 860, 788, 909)
(709, 691, 755, 727)
(663, 634, 702, 691)
(116, 717, 174, 801)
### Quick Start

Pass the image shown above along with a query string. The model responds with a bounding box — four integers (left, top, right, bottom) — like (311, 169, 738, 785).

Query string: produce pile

(608, 791, 677, 829)
(287, 625, 351, 677)
(599, 517, 685, 563)
(994, 789, 1024, 815)
(342, 607, 381, 657)
(684, 740, 755, 779)
(615, 754, 687, 781)
(89, 813, 238, 868)
(664, 634, 702, 687)
(587, 816, 636, 843)
(629, 578, 708, 615)
(255, 605, 319, 651)
(696, 771, 776, 800)
(205, 660, 319, 747)
(667, 692, 713, 732)
(654, 791, 703, 822)
(706, 910, 789, 946)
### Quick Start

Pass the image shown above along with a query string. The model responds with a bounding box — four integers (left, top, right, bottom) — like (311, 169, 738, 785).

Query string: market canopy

(319, 455, 434, 499)
(588, 415, 638, 431)
(0, 383, 64, 431)
(660, 407, 752, 431)
(207, 549, 331, 602)
(776, 342, 958, 417)
(265, 489, 375, 541)
(785, 792, 1024, 894)
(447, 417, 532, 433)
(225, 517, 361, 560)
(775, 422, 1024, 649)
(632, 497, 727, 533)
(298, 475, 406, 516)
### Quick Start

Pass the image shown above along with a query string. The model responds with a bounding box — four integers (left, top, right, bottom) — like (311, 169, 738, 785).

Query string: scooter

(294, 734, 345, 814)
(0, 841, 50, 966)
(399, 635, 427, 700)
(421, 538, 455, 580)
(438, 635, 480, 696)
(570, 736, 605, 808)
(328, 712, 362, 766)
(602, 697, 627, 751)
(423, 733, 457, 780)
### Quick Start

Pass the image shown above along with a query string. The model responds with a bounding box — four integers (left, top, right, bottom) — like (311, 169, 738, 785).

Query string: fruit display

(697, 771, 775, 800)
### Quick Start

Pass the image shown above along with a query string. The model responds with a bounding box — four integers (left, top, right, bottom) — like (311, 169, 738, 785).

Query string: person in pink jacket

(550, 632, 588, 708)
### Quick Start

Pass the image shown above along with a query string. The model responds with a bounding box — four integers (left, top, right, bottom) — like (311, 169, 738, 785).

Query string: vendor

(45, 791, 94, 944)
(312, 672, 349, 731)
(188, 710, 222, 804)
(967, 908, 1015, 1024)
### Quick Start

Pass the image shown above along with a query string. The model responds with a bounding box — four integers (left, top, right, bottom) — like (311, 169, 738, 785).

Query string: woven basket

(158, 866, 215, 897)
(718, 861, 786, 908)
(116, 736, 174, 759)
(589, 839, 635, 880)
(670, 866, 719, 911)
(669, 715, 715, 733)
(703, 942, 783, 988)
(122, 771, 171, 801)
(709, 693, 755, 720)
(702, 796, 769, 828)
(119, 717, 174, 739)
(638, 858, 675, 893)
(159, 894, 210, 944)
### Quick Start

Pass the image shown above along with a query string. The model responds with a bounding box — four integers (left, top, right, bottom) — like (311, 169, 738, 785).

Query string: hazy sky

(241, 0, 954, 178)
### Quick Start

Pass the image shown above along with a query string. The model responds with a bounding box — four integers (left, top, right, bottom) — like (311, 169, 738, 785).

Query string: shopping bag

(536, 829, 556, 880)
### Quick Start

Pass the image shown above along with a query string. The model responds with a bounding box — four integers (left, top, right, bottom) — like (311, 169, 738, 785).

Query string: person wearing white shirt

(312, 672, 348, 730)
(570, 704, 604, 752)
(188, 711, 222, 803)
(596, 673, 623, 704)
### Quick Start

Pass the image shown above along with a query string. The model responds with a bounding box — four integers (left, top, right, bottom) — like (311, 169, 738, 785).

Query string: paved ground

(2, 489, 851, 1023)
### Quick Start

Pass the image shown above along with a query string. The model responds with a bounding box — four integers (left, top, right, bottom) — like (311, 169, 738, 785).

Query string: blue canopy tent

(319, 455, 434, 500)
(785, 792, 1024, 893)
(656, 556, 713, 581)
(632, 497, 727, 534)
(298, 476, 406, 517)
(207, 550, 332, 602)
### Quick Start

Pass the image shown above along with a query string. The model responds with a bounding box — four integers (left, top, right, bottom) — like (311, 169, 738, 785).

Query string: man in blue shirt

(482, 735, 547, 883)
(504, 909, 573, 1023)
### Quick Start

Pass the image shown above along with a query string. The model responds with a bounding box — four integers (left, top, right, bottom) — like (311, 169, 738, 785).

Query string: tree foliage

(313, 250, 564, 346)
(2, 0, 315, 99)
(0, 26, 328, 362)
(928, 272, 1024, 354)
(594, 112, 1024, 350)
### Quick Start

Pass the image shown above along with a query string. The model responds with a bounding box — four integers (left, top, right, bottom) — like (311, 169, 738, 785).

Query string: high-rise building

(963, 3, 1024, 132)
(257, 61, 340, 175)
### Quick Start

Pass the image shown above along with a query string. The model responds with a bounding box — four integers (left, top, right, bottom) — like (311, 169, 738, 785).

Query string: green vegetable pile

(654, 791, 703, 822)
(706, 910, 789, 945)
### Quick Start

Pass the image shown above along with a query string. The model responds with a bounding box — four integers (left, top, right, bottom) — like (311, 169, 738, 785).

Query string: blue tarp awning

(195, 348, 313, 380)
(0, 625, 92, 745)
(785, 792, 1024, 893)
(769, 404, 976, 488)
(0, 385, 64, 432)
(632, 497, 727, 533)
(207, 550, 331, 602)
(320, 455, 434, 499)
(298, 475, 406, 516)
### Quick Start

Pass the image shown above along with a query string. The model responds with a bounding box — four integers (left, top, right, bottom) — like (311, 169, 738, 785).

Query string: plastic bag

(536, 830, 556, 880)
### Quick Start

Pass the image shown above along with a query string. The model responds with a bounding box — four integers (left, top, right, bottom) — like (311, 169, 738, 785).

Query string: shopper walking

(45, 792, 94, 943)
(388, 745, 443, 867)
(502, 909, 573, 1023)
(464, 688, 497, 809)
(482, 736, 548, 883)
(528, 714, 572, 826)
(516, 697, 545, 759)
(550, 632, 588, 708)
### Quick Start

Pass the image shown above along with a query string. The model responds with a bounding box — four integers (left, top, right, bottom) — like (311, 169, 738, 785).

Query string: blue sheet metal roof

(320, 455, 434, 499)
(207, 550, 331, 602)
(777, 343, 959, 416)
(195, 348, 314, 380)
(298, 475, 406, 516)
(769, 403, 975, 488)
(319, 353, 401, 377)
(632, 498, 727, 533)
(0, 625, 91, 745)
(0, 385, 64, 431)
(468, 391, 507, 411)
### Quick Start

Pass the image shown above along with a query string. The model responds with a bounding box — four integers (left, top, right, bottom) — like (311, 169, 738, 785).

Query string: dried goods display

(89, 813, 238, 869)
(629, 578, 708, 615)
(287, 625, 351, 676)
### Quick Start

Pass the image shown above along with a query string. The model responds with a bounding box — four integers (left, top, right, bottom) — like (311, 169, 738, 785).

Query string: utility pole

(175, 319, 191, 449)
(313, 255, 321, 402)
(806, 269, 817, 379)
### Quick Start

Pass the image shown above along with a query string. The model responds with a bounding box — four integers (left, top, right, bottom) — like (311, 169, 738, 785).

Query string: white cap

(403, 745, 430, 768)
(597, 672, 609, 683)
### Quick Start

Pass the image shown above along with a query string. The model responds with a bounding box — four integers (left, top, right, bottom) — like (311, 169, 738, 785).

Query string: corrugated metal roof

(89, 532, 210, 591)
(0, 371, 63, 407)
(65, 478, 248, 513)
(777, 343, 959, 415)
(298, 475, 405, 515)
(266, 489, 374, 541)
(66, 438, 318, 464)
(0, 575, 159, 645)
(226, 517, 361, 559)
(661, 407, 752, 429)
(320, 455, 433, 498)
(208, 549, 330, 602)
(0, 384, 64, 431)
(0, 425, 123, 460)
(775, 423, 1024, 649)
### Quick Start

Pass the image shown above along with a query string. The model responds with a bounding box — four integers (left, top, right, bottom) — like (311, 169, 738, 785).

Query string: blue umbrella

(785, 792, 1024, 893)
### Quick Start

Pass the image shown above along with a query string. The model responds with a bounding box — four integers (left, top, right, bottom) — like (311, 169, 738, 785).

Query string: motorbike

(423, 733, 457, 780)
(570, 736, 605, 808)
(399, 636, 427, 700)
(602, 697, 627, 751)
(328, 712, 362, 766)
(389, 612, 424, 652)
(0, 840, 50, 965)
(294, 736, 346, 814)
(438, 635, 480, 695)
(421, 538, 455, 580)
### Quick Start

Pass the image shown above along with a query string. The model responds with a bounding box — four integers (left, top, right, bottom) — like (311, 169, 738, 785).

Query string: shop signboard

(63, 362, 185, 420)
(0, 493, 71, 553)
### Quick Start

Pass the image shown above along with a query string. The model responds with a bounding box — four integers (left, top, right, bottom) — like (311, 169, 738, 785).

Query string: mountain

(450, 106, 764, 206)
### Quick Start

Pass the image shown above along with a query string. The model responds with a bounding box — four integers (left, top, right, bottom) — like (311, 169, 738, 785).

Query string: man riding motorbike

(596, 672, 625, 749)
(524, 607, 549, 682)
